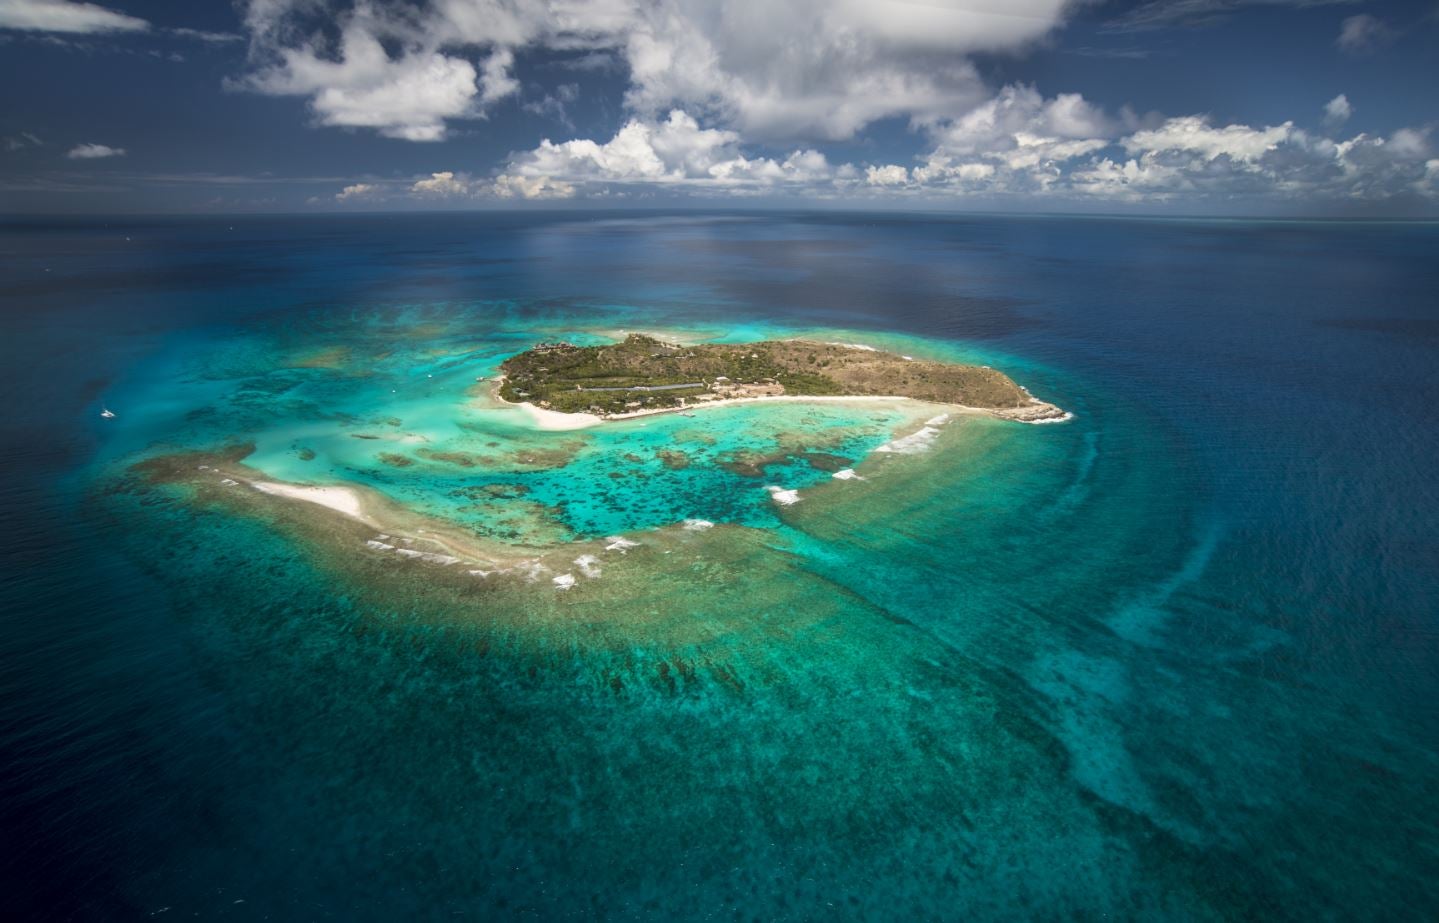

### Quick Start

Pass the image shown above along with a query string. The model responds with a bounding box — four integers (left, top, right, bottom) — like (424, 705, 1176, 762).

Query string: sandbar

(252, 481, 372, 523)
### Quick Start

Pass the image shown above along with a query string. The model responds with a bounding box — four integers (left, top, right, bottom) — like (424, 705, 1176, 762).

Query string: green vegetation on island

(498, 334, 1066, 421)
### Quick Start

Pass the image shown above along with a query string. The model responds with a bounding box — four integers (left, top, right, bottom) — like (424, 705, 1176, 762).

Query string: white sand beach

(516, 401, 605, 430)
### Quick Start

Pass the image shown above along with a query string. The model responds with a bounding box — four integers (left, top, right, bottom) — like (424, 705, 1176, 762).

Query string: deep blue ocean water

(2, 212, 1437, 919)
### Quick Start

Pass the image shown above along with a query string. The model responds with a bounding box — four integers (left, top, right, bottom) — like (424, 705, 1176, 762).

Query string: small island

(498, 334, 1067, 423)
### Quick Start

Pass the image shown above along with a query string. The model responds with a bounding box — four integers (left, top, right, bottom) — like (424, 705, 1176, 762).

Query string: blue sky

(2, 0, 1436, 214)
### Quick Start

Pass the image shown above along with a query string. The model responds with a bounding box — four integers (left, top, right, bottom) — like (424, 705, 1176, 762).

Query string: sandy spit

(251, 481, 373, 523)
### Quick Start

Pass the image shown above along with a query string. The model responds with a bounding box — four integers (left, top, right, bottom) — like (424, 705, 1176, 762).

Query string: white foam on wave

(825, 341, 878, 351)
(553, 573, 576, 590)
(924, 413, 951, 426)
(832, 468, 864, 481)
(765, 485, 802, 506)
(682, 518, 714, 531)
(875, 426, 941, 454)
(515, 560, 550, 582)
(365, 539, 395, 551)
(604, 536, 639, 552)
(574, 554, 602, 578)
(394, 548, 460, 565)
(1027, 411, 1076, 425)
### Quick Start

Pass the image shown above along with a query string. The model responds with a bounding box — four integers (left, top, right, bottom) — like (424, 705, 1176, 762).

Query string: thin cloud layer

(1106, 0, 1358, 33)
(1336, 13, 1397, 54)
(0, 0, 149, 34)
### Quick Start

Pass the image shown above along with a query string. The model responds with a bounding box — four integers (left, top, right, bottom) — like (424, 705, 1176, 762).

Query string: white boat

(100, 408, 116, 419)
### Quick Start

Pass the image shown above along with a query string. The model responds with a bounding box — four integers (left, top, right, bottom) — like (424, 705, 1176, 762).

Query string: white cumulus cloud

(1323, 94, 1352, 128)
(66, 142, 125, 159)
(451, 88, 1439, 208)
(490, 174, 575, 199)
(1073, 120, 1434, 203)
(240, 21, 486, 142)
(256, 4, 1436, 211)
(611, 0, 1071, 140)
(335, 182, 378, 201)
(237, 0, 1076, 143)
(907, 85, 1116, 192)
(410, 171, 472, 196)
(498, 109, 842, 193)
(1068, 157, 1187, 202)
(1122, 117, 1292, 164)
(478, 46, 520, 105)
(865, 165, 909, 186)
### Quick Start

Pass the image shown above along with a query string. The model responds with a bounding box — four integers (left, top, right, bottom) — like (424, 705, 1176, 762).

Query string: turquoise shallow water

(96, 305, 936, 538)
(2, 213, 1437, 919)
